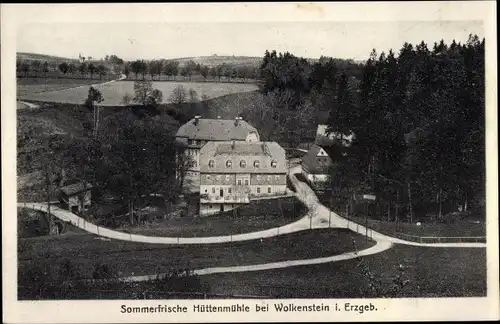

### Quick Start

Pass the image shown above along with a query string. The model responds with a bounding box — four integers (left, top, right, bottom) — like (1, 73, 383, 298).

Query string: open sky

(17, 20, 483, 62)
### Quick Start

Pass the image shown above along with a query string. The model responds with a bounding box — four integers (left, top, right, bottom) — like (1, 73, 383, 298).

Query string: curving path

(121, 239, 394, 282)
(288, 165, 486, 248)
(17, 201, 319, 244)
(17, 163, 486, 281)
(17, 169, 486, 248)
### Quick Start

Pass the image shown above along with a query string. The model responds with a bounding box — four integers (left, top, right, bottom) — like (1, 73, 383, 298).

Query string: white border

(2, 2, 498, 323)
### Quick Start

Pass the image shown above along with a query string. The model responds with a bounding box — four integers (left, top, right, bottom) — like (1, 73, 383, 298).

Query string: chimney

(234, 116, 240, 126)
(194, 116, 201, 125)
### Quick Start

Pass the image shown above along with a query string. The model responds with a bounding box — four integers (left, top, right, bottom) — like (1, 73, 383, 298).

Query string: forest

(258, 35, 485, 221)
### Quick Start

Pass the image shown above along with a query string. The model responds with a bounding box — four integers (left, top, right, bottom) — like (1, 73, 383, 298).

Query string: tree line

(123, 59, 259, 82)
(16, 59, 113, 80)
(258, 35, 485, 222)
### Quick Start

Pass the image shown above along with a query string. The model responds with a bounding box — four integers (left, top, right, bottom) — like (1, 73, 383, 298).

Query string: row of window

(205, 175, 281, 182)
(208, 159, 278, 169)
(205, 187, 273, 195)
(188, 139, 205, 146)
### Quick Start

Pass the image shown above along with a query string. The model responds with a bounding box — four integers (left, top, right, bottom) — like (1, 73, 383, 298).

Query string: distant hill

(172, 55, 263, 68)
(17, 52, 79, 63)
(17, 52, 111, 66)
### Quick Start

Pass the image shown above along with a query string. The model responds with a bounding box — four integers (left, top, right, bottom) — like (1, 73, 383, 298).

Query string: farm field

(17, 77, 111, 97)
(202, 244, 487, 298)
(18, 228, 375, 279)
(18, 80, 259, 106)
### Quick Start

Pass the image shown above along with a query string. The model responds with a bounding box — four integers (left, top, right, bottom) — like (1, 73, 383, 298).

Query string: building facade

(301, 144, 333, 187)
(199, 141, 287, 216)
(175, 116, 260, 192)
(59, 182, 92, 214)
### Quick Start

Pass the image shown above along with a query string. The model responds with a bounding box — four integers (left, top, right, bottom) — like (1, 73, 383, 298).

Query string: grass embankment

(18, 228, 375, 279)
(201, 244, 487, 298)
(294, 173, 486, 239)
(118, 196, 307, 237)
(345, 215, 486, 238)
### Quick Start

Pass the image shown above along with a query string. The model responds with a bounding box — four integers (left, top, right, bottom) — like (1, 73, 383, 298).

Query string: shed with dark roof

(59, 182, 92, 213)
(301, 145, 333, 186)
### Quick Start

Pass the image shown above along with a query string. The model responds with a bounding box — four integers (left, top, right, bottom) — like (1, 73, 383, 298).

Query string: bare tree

(169, 85, 188, 104)
(188, 88, 198, 103)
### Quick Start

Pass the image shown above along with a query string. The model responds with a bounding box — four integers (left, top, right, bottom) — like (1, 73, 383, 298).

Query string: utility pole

(407, 181, 413, 224)
(329, 196, 332, 228)
(365, 199, 368, 243)
(395, 189, 399, 233)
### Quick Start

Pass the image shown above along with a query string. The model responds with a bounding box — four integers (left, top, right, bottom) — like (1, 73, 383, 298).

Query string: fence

(395, 232, 486, 244)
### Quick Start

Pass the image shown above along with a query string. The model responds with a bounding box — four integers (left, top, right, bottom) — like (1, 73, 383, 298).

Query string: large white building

(198, 141, 287, 216)
(175, 116, 260, 192)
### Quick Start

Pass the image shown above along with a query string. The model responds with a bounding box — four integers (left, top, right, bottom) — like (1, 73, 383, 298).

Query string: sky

(17, 21, 484, 61)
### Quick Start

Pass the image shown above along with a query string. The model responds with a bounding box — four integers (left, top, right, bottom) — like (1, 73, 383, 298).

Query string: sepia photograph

(2, 2, 498, 323)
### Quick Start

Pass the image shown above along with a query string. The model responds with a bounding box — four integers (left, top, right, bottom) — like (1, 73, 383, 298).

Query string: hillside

(172, 55, 262, 68)
(17, 52, 79, 63)
(17, 52, 115, 67)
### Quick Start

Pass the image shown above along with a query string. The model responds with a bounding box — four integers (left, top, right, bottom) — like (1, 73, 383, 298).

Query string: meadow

(17, 77, 106, 98)
(18, 80, 259, 106)
(18, 228, 375, 279)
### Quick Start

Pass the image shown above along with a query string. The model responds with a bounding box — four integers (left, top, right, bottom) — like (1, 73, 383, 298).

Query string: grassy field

(345, 214, 486, 238)
(17, 78, 108, 97)
(118, 196, 307, 237)
(200, 244, 487, 298)
(18, 80, 259, 105)
(18, 228, 375, 279)
(293, 174, 486, 239)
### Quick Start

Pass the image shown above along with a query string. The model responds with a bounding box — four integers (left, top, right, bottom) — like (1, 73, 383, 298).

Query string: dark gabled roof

(200, 141, 286, 174)
(175, 118, 259, 141)
(59, 182, 92, 196)
(301, 144, 333, 174)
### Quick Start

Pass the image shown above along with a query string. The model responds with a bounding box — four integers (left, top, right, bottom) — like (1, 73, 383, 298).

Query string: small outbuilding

(59, 182, 92, 213)
(301, 144, 334, 188)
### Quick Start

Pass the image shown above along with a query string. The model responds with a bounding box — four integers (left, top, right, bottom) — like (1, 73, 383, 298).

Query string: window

(193, 140, 197, 145)
(237, 179, 242, 185)
(226, 160, 232, 168)
(244, 179, 249, 185)
(267, 175, 272, 181)
(275, 175, 280, 181)
(254, 160, 260, 168)
(257, 187, 261, 194)
(268, 187, 271, 194)
(193, 161, 197, 167)
(209, 160, 215, 168)
(212, 187, 215, 194)
(209, 204, 212, 209)
(271, 159, 278, 168)
(228, 188, 232, 194)
(225, 175, 230, 181)
(207, 175, 211, 180)
(205, 189, 208, 193)
(216, 175, 221, 181)
(257, 175, 261, 181)
(240, 160, 246, 168)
